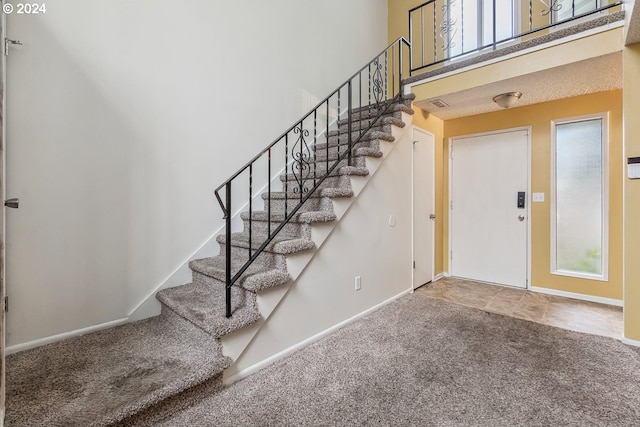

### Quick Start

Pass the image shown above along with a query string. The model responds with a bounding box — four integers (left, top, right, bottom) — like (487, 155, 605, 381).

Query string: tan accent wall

(444, 91, 623, 300)
(411, 106, 445, 276)
(623, 43, 640, 340)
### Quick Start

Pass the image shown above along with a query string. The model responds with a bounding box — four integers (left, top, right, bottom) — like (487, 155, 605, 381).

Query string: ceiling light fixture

(492, 91, 522, 109)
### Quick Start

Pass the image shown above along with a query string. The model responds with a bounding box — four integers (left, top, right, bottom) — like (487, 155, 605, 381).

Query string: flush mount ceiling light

(492, 91, 522, 109)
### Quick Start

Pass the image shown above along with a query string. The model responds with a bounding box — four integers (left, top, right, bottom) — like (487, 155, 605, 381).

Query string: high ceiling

(413, 52, 622, 120)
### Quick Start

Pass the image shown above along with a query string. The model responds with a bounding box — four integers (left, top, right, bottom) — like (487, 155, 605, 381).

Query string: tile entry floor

(417, 277, 623, 339)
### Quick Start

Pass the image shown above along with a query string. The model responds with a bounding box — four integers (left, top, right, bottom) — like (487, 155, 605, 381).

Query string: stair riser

(241, 217, 305, 239)
(278, 167, 367, 182)
(316, 141, 380, 159)
(278, 174, 351, 192)
(338, 109, 404, 126)
(263, 195, 332, 213)
(336, 118, 390, 132)
(313, 151, 369, 166)
(192, 271, 255, 306)
(217, 243, 287, 270)
(330, 124, 392, 139)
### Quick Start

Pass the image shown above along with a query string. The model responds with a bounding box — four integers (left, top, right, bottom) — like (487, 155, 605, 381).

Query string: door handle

(517, 214, 525, 222)
(5, 198, 19, 209)
(429, 214, 436, 220)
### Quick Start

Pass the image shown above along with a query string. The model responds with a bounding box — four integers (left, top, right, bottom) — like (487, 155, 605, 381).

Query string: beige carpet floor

(146, 292, 640, 426)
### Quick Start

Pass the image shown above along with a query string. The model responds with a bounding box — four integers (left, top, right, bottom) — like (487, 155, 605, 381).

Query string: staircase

(5, 39, 413, 426)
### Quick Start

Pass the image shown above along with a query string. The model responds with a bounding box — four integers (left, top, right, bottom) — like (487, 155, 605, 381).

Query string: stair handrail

(214, 37, 411, 317)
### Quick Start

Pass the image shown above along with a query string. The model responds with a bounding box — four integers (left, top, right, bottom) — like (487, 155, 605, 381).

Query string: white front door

(413, 127, 435, 289)
(450, 129, 528, 288)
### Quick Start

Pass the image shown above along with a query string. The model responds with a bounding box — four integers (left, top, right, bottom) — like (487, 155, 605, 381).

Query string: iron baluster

(248, 164, 253, 259)
(392, 45, 396, 98)
(348, 81, 353, 167)
(337, 89, 341, 159)
(359, 73, 363, 136)
(493, 0, 497, 49)
(399, 39, 403, 91)
(285, 134, 289, 217)
(529, 0, 533, 31)
(225, 182, 232, 318)
(461, 0, 464, 53)
(368, 63, 372, 127)
(433, 2, 436, 63)
(385, 51, 388, 102)
(313, 110, 317, 187)
(326, 99, 329, 174)
(421, 6, 425, 67)
(268, 148, 271, 238)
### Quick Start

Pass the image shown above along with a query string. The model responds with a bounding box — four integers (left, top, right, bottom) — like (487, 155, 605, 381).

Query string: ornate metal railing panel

(214, 38, 411, 317)
(409, 0, 623, 74)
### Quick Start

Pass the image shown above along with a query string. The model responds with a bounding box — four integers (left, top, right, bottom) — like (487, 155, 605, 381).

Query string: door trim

(447, 126, 532, 289)
(412, 125, 435, 291)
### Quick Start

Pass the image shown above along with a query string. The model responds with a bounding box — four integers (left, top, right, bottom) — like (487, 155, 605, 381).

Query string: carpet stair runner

(5, 94, 414, 426)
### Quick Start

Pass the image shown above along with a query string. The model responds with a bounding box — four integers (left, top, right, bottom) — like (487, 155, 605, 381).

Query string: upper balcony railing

(409, 0, 623, 74)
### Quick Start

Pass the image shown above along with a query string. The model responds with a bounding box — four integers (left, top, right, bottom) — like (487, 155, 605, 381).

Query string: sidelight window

(551, 115, 608, 280)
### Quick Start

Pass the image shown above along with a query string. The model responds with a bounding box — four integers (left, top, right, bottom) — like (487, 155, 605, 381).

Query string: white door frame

(447, 126, 532, 288)
(412, 125, 435, 291)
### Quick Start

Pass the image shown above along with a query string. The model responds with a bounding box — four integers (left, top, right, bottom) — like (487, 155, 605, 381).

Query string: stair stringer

(220, 111, 414, 375)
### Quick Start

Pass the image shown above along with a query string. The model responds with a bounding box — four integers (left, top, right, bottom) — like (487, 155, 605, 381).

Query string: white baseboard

(622, 337, 640, 347)
(529, 286, 622, 307)
(433, 272, 446, 281)
(223, 288, 413, 385)
(6, 317, 129, 355)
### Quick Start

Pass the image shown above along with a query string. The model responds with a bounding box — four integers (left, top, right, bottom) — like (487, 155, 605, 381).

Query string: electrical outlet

(355, 276, 361, 291)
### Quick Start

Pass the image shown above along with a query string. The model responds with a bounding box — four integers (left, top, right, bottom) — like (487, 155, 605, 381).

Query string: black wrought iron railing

(214, 37, 411, 317)
(409, 0, 623, 74)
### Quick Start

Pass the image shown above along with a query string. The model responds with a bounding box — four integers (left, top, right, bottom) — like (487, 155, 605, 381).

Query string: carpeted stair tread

(217, 231, 316, 255)
(241, 210, 337, 224)
(157, 281, 261, 338)
(190, 256, 291, 292)
(5, 308, 230, 427)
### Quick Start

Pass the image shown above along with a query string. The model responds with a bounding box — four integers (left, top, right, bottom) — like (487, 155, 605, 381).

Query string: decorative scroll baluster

(440, 0, 458, 52)
(372, 57, 384, 104)
(540, 0, 562, 16)
(292, 123, 311, 200)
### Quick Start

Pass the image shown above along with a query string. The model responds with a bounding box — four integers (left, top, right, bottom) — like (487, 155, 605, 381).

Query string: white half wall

(4, 0, 389, 347)
(226, 115, 415, 376)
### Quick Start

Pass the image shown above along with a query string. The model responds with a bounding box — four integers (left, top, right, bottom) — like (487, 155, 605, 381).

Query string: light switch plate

(532, 192, 545, 202)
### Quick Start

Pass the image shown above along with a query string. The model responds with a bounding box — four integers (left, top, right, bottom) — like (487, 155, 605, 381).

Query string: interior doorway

(412, 126, 435, 290)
